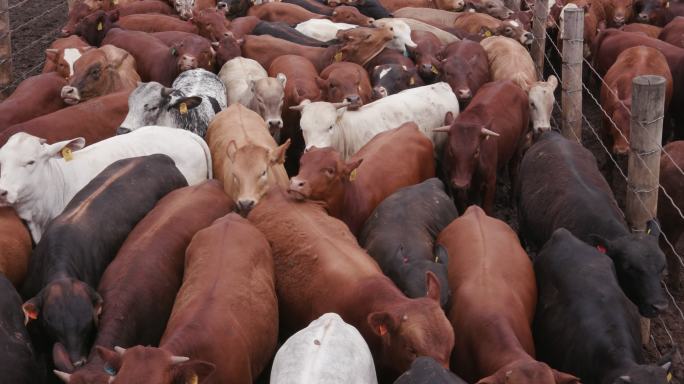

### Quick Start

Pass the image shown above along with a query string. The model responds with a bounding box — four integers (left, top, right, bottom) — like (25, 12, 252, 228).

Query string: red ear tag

(596, 245, 607, 254)
(378, 325, 388, 336)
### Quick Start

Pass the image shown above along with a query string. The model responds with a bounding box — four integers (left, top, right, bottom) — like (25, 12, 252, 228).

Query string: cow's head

(407, 31, 443, 83)
(475, 361, 580, 384)
(435, 0, 465, 11)
(290, 100, 350, 151)
(370, 64, 419, 100)
(192, 8, 232, 41)
(80, 346, 214, 384)
(251, 74, 287, 140)
(316, 65, 369, 110)
(468, 0, 514, 19)
(62, 2, 93, 37)
(225, 140, 290, 215)
(117, 82, 203, 134)
(440, 55, 479, 105)
(337, 26, 394, 66)
(368, 271, 454, 375)
(609, 357, 672, 384)
(172, 0, 196, 20)
(211, 35, 242, 69)
(288, 147, 361, 205)
(23, 278, 102, 372)
(635, 0, 668, 24)
(61, 47, 131, 105)
(374, 19, 416, 54)
(497, 19, 533, 45)
(589, 219, 668, 318)
(0, 133, 85, 207)
(330, 6, 374, 26)
(611, 0, 634, 26)
(170, 38, 216, 73)
(74, 10, 118, 47)
(608, 99, 631, 155)
(45, 47, 92, 79)
(528, 75, 558, 133)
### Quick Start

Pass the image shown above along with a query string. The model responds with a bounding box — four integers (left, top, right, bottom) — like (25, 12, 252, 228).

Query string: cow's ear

(476, 375, 496, 384)
(22, 297, 41, 326)
(588, 234, 611, 253)
(344, 158, 362, 179)
(276, 73, 287, 89)
(646, 219, 661, 238)
(226, 140, 238, 162)
(170, 96, 203, 111)
(174, 360, 216, 384)
(108, 9, 120, 22)
(96, 346, 122, 371)
(270, 139, 290, 165)
(45, 49, 59, 61)
(425, 271, 442, 302)
(45, 138, 86, 158)
(314, 76, 328, 90)
(367, 311, 398, 337)
(547, 75, 558, 91)
(553, 369, 580, 384)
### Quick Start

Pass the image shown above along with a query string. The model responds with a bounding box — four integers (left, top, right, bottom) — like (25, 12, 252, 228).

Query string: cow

(392, 7, 464, 29)
(252, 20, 332, 47)
(437, 206, 580, 384)
(658, 141, 684, 289)
(394, 357, 468, 384)
(330, 0, 393, 18)
(270, 313, 378, 384)
(318, 62, 373, 109)
(54, 181, 233, 383)
(534, 229, 672, 384)
(635, 0, 672, 25)
(600, 46, 673, 154)
(96, 213, 278, 384)
(409, 30, 444, 83)
(454, 13, 533, 44)
(0, 208, 31, 288)
(481, 36, 537, 91)
(242, 27, 393, 72)
(621, 21, 663, 37)
(0, 73, 67, 131)
(517, 130, 668, 317)
(171, 0, 218, 19)
(292, 82, 459, 160)
(0, 274, 38, 384)
(558, 2, 602, 58)
(248, 2, 327, 25)
(658, 16, 684, 48)
(247, 187, 455, 380)
(604, 0, 635, 26)
(0, 91, 130, 148)
(44, 44, 92, 79)
(73, 10, 119, 46)
(372, 18, 418, 54)
(118, 69, 227, 138)
(219, 57, 287, 137)
(116, 13, 199, 34)
(21, 155, 188, 372)
(282, 0, 336, 15)
(386, 18, 461, 44)
(358, 178, 457, 307)
(439, 39, 491, 105)
(206, 104, 290, 214)
(101, 28, 178, 86)
(436, 80, 528, 213)
(151, 31, 216, 73)
(331, 5, 376, 25)
(212, 34, 243, 69)
(366, 47, 417, 70)
(295, 19, 358, 41)
(528, 75, 558, 133)
(218, 0, 251, 17)
(375, 0, 464, 12)
(268, 55, 323, 109)
(289, 123, 435, 235)
(62, 2, 101, 37)
(192, 7, 232, 41)
(228, 15, 262, 38)
(465, 0, 514, 19)
(0, 126, 211, 242)
(370, 63, 423, 99)
(60, 45, 141, 105)
(116, 0, 175, 16)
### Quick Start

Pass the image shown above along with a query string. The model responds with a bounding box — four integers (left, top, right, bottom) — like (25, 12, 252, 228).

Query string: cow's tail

(188, 132, 213, 179)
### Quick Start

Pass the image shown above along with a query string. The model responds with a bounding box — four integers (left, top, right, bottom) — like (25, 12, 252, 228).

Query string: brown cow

(393, 7, 464, 29)
(331, 5, 375, 25)
(481, 36, 537, 91)
(97, 213, 278, 384)
(439, 39, 491, 104)
(117, 0, 175, 16)
(604, 0, 635, 26)
(151, 31, 216, 72)
(0, 73, 67, 131)
(437, 205, 581, 384)
(658, 141, 684, 289)
(658, 16, 684, 48)
(410, 30, 444, 82)
(289, 123, 435, 235)
(436, 80, 528, 214)
(116, 13, 199, 34)
(634, 0, 672, 25)
(212, 35, 243, 69)
(43, 36, 91, 77)
(0, 91, 129, 147)
(193, 7, 232, 41)
(62, 1, 96, 36)
(55, 181, 233, 384)
(0, 208, 31, 288)
(206, 104, 290, 214)
(228, 15, 262, 37)
(465, 0, 514, 19)
(318, 62, 372, 110)
(377, 0, 464, 12)
(248, 2, 327, 25)
(454, 13, 533, 45)
(600, 46, 672, 154)
(243, 27, 393, 72)
(247, 187, 454, 380)
(61, 45, 140, 105)
(365, 47, 416, 71)
(621, 21, 663, 37)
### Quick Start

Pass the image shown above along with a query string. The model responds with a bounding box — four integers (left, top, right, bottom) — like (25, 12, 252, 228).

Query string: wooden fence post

(531, 0, 550, 77)
(561, 6, 583, 142)
(0, 0, 11, 99)
(626, 75, 666, 346)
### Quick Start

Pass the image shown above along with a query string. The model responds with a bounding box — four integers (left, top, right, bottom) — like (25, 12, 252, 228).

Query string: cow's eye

(26, 160, 35, 166)
(261, 170, 267, 177)
(328, 125, 334, 131)
(104, 363, 117, 376)
(324, 168, 334, 176)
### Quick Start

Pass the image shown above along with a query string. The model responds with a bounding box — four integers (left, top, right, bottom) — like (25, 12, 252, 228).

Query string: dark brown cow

(658, 16, 684, 48)
(243, 27, 392, 72)
(117, 13, 199, 34)
(331, 5, 375, 25)
(282, 0, 335, 15)
(73, 10, 119, 46)
(438, 206, 581, 384)
(101, 28, 178, 86)
(658, 141, 684, 289)
(439, 39, 491, 104)
(437, 80, 528, 214)
(370, 63, 423, 99)
(409, 30, 444, 82)
(621, 21, 663, 37)
(0, 91, 129, 147)
(247, 187, 454, 380)
(116, 0, 175, 16)
(635, 0, 672, 25)
(318, 62, 372, 109)
(248, 2, 327, 25)
(151, 31, 215, 72)
(0, 207, 31, 288)
(192, 7, 232, 41)
(0, 73, 67, 131)
(56, 181, 233, 384)
(97, 213, 278, 384)
(212, 35, 243, 69)
(600, 46, 672, 155)
(289, 123, 435, 235)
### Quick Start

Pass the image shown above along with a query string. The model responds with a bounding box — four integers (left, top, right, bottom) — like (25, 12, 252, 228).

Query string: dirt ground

(7, 0, 683, 382)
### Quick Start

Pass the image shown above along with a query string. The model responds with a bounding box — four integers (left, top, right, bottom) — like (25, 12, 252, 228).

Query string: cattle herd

(1, 0, 684, 382)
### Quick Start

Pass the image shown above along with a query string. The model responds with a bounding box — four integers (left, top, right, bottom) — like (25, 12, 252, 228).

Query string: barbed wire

(9, 1, 66, 35)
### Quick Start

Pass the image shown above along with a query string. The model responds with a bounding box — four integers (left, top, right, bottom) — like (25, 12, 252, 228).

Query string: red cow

(658, 16, 684, 48)
(248, 2, 326, 25)
(289, 123, 435, 235)
(621, 21, 663, 37)
(212, 35, 243, 69)
(151, 31, 216, 72)
(227, 15, 261, 38)
(73, 10, 119, 46)
(409, 30, 444, 82)
(62, 1, 94, 36)
(192, 7, 232, 41)
(117, 13, 199, 34)
(437, 80, 529, 214)
(0, 73, 67, 131)
(43, 36, 91, 77)
(318, 62, 372, 109)
(0, 207, 31, 288)
(439, 39, 491, 104)
(604, 0, 635, 26)
(116, 0, 175, 16)
(331, 5, 375, 25)
(659, 141, 684, 289)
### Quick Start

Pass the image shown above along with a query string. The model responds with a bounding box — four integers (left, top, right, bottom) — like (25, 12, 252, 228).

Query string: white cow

(270, 313, 378, 384)
(292, 82, 459, 160)
(295, 19, 358, 42)
(0, 126, 211, 242)
(528, 75, 558, 132)
(368, 19, 417, 53)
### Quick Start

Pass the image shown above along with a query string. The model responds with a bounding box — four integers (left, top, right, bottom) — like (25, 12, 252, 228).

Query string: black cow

(370, 64, 422, 100)
(358, 178, 457, 308)
(394, 357, 468, 384)
(534, 229, 672, 384)
(0, 273, 39, 384)
(352, 0, 392, 19)
(253, 21, 333, 47)
(20, 155, 188, 374)
(281, 0, 335, 15)
(517, 130, 667, 318)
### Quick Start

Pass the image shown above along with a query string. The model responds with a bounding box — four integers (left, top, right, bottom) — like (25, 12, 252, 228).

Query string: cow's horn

(53, 370, 72, 383)
(432, 125, 450, 133)
(481, 128, 500, 137)
(331, 101, 351, 109)
(289, 104, 306, 111)
(114, 346, 126, 355)
(170, 355, 190, 364)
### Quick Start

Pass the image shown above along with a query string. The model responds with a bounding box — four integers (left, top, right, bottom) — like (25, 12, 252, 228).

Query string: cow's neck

(348, 275, 407, 337)
(318, 45, 343, 70)
(323, 179, 347, 219)
(469, 315, 536, 377)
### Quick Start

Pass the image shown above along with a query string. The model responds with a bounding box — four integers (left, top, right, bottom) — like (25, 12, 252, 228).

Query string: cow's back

(0, 207, 31, 287)
(0, 73, 67, 132)
(0, 274, 37, 384)
(481, 36, 536, 91)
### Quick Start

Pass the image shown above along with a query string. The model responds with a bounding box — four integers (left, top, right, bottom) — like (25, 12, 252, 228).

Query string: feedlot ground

(8, 0, 684, 381)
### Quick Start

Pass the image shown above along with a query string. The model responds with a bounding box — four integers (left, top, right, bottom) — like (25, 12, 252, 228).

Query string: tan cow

(480, 36, 536, 91)
(205, 104, 290, 214)
(454, 13, 533, 45)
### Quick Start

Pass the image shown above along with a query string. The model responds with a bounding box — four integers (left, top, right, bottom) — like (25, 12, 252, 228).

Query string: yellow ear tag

(484, 30, 493, 37)
(188, 373, 198, 384)
(61, 147, 74, 162)
(667, 372, 672, 382)
(334, 52, 343, 62)
(409, 77, 415, 86)
(349, 168, 358, 182)
(112, 0, 119, 4)
(431, 65, 439, 75)
(179, 102, 188, 115)
(97, 22, 103, 31)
